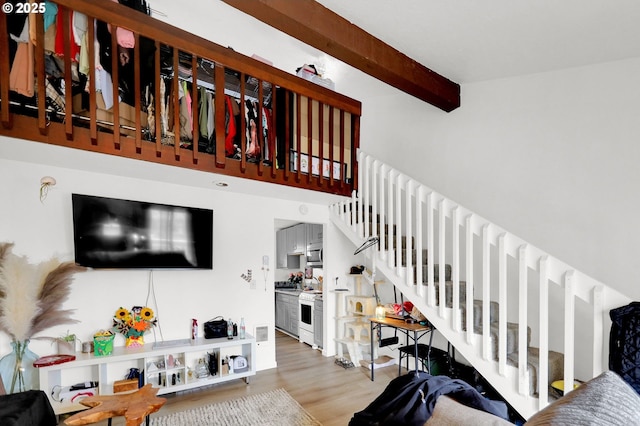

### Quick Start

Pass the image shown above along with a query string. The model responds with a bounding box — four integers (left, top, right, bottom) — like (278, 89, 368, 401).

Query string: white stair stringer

(328, 150, 633, 420)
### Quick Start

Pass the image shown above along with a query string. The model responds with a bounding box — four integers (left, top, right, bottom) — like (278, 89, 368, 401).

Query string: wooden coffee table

(64, 384, 166, 426)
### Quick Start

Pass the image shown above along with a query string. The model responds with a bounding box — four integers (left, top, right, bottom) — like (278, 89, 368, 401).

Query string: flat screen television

(72, 194, 213, 269)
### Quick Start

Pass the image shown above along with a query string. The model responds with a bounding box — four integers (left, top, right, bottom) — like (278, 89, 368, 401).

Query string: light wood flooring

(59, 331, 399, 425)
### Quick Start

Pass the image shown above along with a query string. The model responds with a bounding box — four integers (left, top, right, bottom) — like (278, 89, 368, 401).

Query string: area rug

(150, 388, 322, 426)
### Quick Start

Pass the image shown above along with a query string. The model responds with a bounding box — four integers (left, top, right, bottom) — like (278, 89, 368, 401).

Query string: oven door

(298, 298, 315, 346)
(299, 300, 313, 331)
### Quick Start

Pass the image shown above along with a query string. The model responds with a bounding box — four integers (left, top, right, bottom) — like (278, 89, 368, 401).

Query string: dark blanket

(349, 372, 509, 426)
(0, 390, 56, 426)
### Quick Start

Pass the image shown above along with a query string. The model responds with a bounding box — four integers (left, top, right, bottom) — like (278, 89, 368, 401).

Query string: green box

(94, 333, 115, 356)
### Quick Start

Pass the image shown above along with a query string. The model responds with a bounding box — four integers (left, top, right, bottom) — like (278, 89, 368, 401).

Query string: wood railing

(0, 0, 361, 196)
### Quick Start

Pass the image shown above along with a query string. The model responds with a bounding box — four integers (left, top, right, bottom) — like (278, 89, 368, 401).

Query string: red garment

(225, 96, 237, 156)
(55, 8, 80, 61)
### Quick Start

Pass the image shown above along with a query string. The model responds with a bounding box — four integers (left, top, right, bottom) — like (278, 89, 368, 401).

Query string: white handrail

(329, 150, 631, 418)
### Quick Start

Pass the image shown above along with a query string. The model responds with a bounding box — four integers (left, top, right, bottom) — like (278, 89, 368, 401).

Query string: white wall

(0, 139, 332, 369)
(362, 58, 640, 299)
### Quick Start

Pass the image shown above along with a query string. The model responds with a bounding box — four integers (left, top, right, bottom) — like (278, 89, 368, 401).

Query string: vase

(0, 340, 39, 393)
(126, 335, 144, 348)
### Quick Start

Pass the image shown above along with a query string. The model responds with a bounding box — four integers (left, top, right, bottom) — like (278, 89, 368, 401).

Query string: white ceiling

(316, 0, 640, 83)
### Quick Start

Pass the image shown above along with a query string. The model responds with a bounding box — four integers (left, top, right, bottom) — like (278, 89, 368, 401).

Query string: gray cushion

(526, 370, 640, 425)
(425, 396, 512, 425)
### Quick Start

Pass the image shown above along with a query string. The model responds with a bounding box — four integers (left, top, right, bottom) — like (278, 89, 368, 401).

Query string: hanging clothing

(107, 0, 135, 49)
(178, 80, 193, 142)
(263, 107, 273, 162)
(28, 1, 57, 47)
(54, 9, 81, 61)
(199, 87, 208, 140)
(94, 68, 114, 110)
(224, 95, 237, 157)
(72, 11, 88, 47)
(10, 18, 29, 43)
(207, 92, 215, 140)
(9, 41, 35, 97)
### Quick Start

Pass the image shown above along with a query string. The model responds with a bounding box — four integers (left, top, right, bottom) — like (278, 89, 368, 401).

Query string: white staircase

(329, 150, 631, 419)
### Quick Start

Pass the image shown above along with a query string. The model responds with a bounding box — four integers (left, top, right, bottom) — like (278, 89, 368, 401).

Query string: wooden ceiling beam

(221, 0, 460, 112)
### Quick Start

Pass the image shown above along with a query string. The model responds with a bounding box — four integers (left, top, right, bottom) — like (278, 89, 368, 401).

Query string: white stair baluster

(438, 199, 446, 317)
(405, 179, 413, 288)
(452, 206, 460, 331)
(518, 244, 529, 395)
(563, 271, 576, 396)
(395, 173, 403, 278)
(387, 169, 395, 270)
(592, 285, 604, 376)
(538, 256, 550, 410)
(415, 185, 424, 299)
(426, 192, 435, 307)
(465, 214, 474, 344)
(498, 234, 507, 376)
(482, 224, 491, 361)
(379, 165, 387, 262)
(363, 155, 370, 239)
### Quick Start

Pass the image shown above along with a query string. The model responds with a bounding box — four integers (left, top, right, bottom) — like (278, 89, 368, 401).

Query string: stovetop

(274, 280, 298, 289)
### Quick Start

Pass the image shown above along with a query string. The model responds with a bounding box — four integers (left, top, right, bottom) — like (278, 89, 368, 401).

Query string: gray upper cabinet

(276, 229, 288, 269)
(287, 224, 306, 255)
(276, 224, 306, 269)
(306, 224, 323, 246)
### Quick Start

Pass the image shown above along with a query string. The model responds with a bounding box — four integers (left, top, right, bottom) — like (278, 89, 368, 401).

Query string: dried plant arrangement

(0, 242, 85, 341)
(0, 242, 85, 393)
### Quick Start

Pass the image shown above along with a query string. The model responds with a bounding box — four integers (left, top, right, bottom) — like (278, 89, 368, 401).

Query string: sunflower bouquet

(113, 306, 157, 347)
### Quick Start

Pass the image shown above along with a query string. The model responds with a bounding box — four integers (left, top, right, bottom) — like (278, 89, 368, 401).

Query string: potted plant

(56, 331, 78, 355)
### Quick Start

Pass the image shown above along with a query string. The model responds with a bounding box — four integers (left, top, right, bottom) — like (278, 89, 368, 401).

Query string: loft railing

(0, 0, 361, 196)
(330, 150, 631, 419)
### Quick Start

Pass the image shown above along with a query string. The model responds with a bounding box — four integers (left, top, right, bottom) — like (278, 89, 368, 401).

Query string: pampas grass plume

(0, 243, 85, 341)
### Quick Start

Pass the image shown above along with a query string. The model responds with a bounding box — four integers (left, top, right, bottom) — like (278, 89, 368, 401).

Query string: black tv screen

(72, 194, 213, 269)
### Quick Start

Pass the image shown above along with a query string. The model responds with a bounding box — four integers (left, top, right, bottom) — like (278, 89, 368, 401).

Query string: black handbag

(204, 316, 228, 339)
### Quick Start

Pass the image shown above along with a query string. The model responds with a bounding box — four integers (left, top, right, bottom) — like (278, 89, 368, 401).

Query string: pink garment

(9, 42, 35, 97)
(107, 0, 135, 48)
(184, 81, 192, 129)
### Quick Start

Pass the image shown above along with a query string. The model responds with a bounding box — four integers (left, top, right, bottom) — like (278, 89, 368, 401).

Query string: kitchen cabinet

(314, 299, 323, 349)
(276, 225, 305, 269)
(287, 224, 306, 255)
(288, 298, 300, 336)
(37, 336, 256, 415)
(307, 224, 323, 246)
(275, 293, 289, 330)
(275, 291, 299, 337)
(276, 229, 287, 269)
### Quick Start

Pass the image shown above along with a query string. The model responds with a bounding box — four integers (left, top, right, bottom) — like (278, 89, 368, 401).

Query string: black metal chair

(398, 343, 435, 375)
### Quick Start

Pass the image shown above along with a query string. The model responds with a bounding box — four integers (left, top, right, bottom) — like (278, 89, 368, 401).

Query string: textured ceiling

(316, 0, 640, 83)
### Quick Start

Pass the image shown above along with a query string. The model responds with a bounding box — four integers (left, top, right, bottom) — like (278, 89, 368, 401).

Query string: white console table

(37, 335, 256, 415)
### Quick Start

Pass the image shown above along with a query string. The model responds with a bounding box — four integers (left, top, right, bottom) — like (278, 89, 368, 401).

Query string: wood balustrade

(0, 0, 361, 196)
